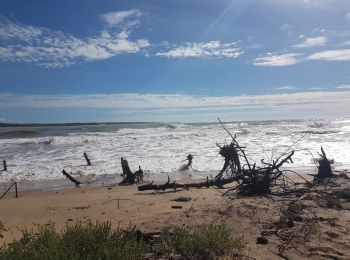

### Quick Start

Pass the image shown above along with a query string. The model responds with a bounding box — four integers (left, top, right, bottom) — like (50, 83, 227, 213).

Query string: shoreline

(0, 166, 325, 192)
(0, 169, 349, 259)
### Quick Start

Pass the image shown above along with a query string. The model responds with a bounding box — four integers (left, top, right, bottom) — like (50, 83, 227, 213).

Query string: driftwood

(216, 118, 295, 196)
(119, 158, 144, 185)
(138, 176, 235, 191)
(62, 169, 81, 186)
(138, 118, 295, 196)
(0, 182, 17, 199)
(226, 151, 294, 196)
(83, 152, 91, 166)
(313, 147, 334, 181)
(2, 160, 7, 171)
(179, 154, 194, 171)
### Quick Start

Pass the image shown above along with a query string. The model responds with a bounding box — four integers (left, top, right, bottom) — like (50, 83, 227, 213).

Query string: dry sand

(1, 176, 350, 260)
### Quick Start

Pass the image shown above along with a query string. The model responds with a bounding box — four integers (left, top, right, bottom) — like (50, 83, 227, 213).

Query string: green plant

(325, 197, 343, 209)
(0, 221, 5, 238)
(280, 202, 304, 222)
(172, 196, 192, 202)
(0, 221, 144, 260)
(154, 223, 245, 259)
(337, 188, 350, 201)
(0, 221, 245, 260)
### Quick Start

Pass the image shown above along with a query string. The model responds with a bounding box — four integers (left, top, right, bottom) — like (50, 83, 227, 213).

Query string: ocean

(0, 118, 350, 183)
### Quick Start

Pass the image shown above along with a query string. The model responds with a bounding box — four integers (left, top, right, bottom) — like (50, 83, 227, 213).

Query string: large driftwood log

(2, 160, 7, 171)
(62, 169, 81, 186)
(314, 147, 334, 180)
(138, 118, 295, 196)
(0, 182, 17, 199)
(138, 176, 235, 192)
(119, 158, 144, 185)
(83, 152, 91, 166)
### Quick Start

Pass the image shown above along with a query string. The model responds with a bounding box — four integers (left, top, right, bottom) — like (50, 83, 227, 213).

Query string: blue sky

(0, 0, 350, 123)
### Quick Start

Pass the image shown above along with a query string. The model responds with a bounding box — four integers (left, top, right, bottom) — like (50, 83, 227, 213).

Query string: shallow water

(0, 118, 349, 182)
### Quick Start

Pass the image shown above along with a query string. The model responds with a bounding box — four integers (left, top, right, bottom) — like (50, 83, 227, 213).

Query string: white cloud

(283, 0, 336, 7)
(1, 91, 350, 121)
(0, 18, 42, 41)
(0, 91, 349, 110)
(280, 23, 293, 32)
(253, 53, 301, 66)
(0, 15, 149, 68)
(272, 85, 296, 90)
(308, 49, 350, 61)
(339, 40, 350, 46)
(346, 12, 350, 22)
(337, 84, 350, 89)
(293, 36, 327, 48)
(156, 41, 243, 58)
(100, 9, 142, 26)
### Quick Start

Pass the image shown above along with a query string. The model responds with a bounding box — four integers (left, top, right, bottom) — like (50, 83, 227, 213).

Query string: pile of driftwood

(57, 120, 347, 195)
(119, 157, 144, 185)
(138, 119, 295, 195)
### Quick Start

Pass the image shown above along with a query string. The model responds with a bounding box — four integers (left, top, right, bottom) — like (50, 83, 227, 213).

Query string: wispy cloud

(1, 91, 349, 121)
(307, 49, 350, 61)
(272, 85, 296, 90)
(293, 36, 327, 48)
(346, 12, 350, 22)
(0, 13, 149, 68)
(253, 53, 301, 67)
(100, 9, 142, 26)
(339, 40, 350, 46)
(337, 84, 350, 89)
(156, 41, 243, 58)
(0, 91, 349, 110)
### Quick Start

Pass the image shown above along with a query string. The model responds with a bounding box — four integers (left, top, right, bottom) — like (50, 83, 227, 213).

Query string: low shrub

(0, 221, 245, 260)
(280, 202, 304, 222)
(172, 196, 192, 202)
(154, 223, 245, 259)
(0, 221, 144, 260)
(0, 221, 5, 239)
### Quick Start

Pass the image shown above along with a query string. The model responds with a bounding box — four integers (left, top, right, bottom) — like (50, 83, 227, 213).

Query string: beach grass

(0, 221, 5, 239)
(0, 221, 144, 260)
(154, 223, 246, 259)
(0, 221, 245, 260)
(172, 196, 192, 202)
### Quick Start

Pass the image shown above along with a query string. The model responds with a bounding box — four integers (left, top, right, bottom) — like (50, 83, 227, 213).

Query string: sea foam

(0, 118, 349, 182)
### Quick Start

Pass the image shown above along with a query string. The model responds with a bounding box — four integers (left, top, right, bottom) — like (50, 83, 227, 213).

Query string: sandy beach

(1, 174, 350, 260)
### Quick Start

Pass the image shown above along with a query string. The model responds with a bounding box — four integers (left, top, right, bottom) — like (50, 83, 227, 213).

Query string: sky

(0, 0, 350, 123)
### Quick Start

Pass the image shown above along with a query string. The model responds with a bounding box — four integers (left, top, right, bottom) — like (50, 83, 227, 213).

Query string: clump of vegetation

(0, 221, 5, 238)
(154, 223, 245, 259)
(324, 196, 343, 209)
(280, 202, 304, 222)
(0, 221, 244, 260)
(172, 196, 192, 202)
(337, 188, 350, 201)
(0, 221, 144, 260)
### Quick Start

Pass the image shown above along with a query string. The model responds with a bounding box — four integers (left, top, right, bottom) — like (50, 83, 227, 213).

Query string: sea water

(0, 118, 349, 182)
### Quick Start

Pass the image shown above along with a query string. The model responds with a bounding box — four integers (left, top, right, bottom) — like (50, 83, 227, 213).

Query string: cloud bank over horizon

(0, 90, 349, 123)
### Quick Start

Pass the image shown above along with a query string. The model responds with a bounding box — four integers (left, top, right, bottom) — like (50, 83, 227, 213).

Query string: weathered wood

(0, 182, 17, 199)
(83, 152, 91, 166)
(314, 146, 334, 181)
(15, 182, 18, 198)
(179, 154, 194, 171)
(3, 160, 7, 171)
(62, 169, 81, 186)
(138, 119, 295, 196)
(138, 176, 236, 192)
(119, 157, 136, 185)
(134, 166, 144, 183)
